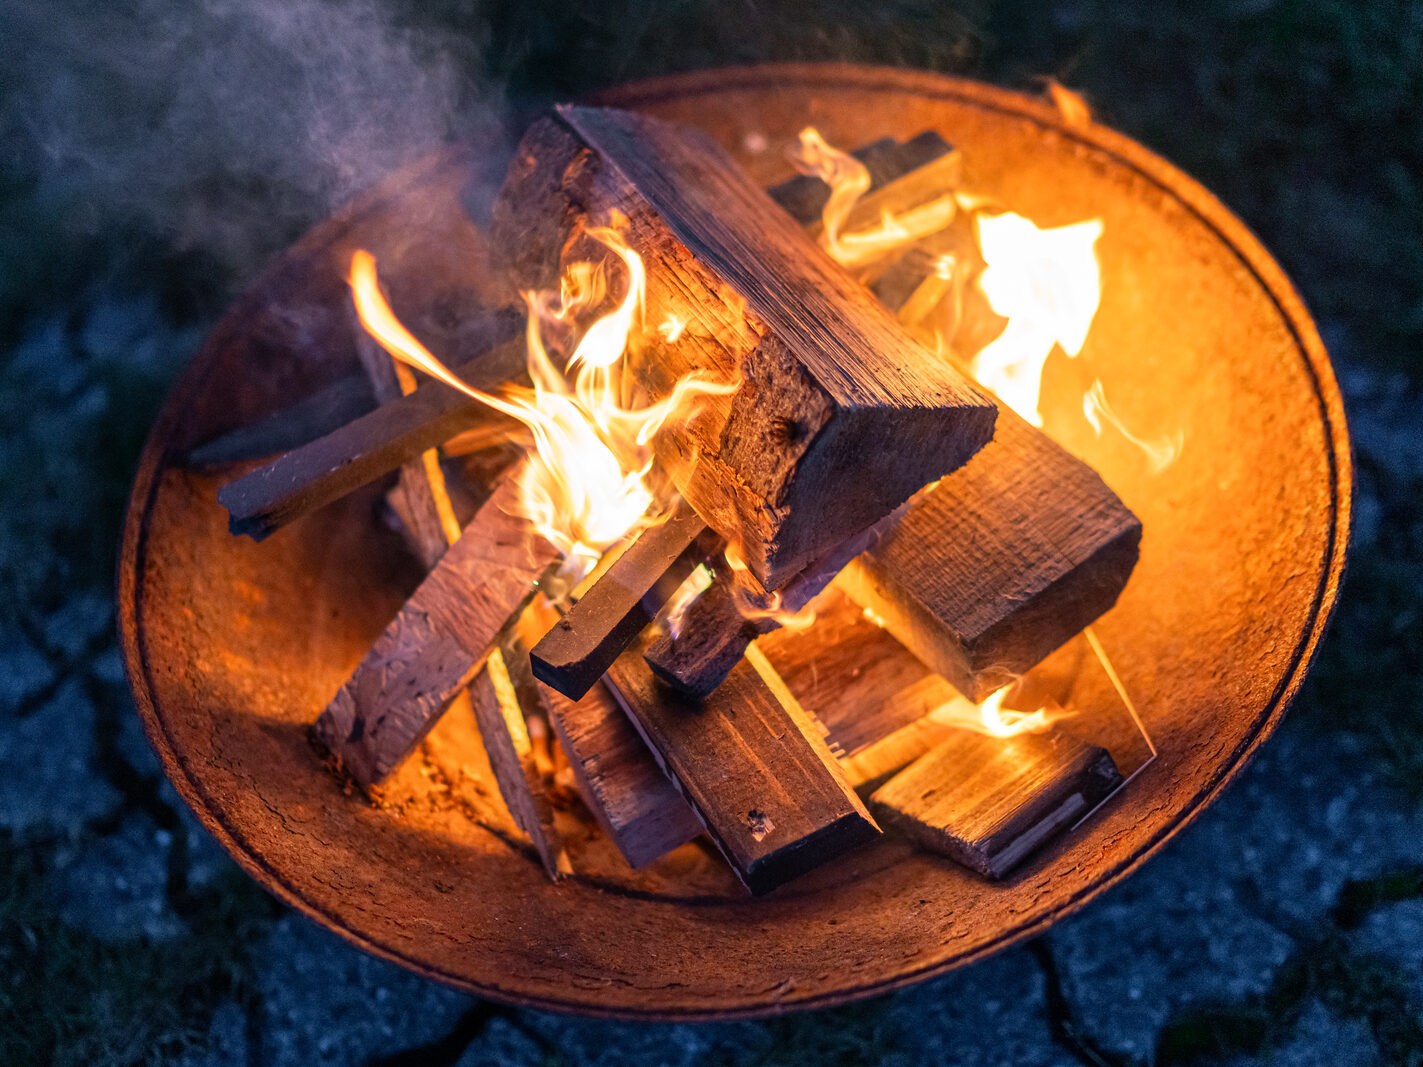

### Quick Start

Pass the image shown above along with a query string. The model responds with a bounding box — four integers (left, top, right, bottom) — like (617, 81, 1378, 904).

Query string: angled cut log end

(491, 105, 995, 590)
(841, 406, 1142, 702)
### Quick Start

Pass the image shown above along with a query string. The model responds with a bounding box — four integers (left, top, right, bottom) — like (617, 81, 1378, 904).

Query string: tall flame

(970, 213, 1103, 426)
(348, 228, 736, 580)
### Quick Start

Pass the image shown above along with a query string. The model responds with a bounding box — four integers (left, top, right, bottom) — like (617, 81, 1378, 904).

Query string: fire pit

(118, 64, 1349, 1017)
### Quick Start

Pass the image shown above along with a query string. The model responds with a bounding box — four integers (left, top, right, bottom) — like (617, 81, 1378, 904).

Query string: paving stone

(0, 629, 58, 716)
(254, 913, 473, 1066)
(0, 677, 120, 835)
(50, 811, 185, 942)
(1221, 999, 1382, 1067)
(42, 590, 114, 659)
(1352, 899, 1423, 1003)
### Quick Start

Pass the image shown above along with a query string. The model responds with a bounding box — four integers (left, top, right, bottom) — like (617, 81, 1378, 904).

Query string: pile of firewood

(202, 106, 1138, 894)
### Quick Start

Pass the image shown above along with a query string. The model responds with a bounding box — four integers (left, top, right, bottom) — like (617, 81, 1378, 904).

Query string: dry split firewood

(491, 105, 995, 590)
(870, 728, 1123, 878)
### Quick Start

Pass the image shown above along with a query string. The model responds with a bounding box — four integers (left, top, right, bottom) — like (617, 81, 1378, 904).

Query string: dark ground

(1, 1, 1420, 1063)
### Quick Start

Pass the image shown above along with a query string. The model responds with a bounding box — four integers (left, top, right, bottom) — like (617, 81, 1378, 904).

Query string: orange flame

(348, 230, 736, 581)
(790, 128, 959, 269)
(1047, 80, 1092, 129)
(931, 688, 1073, 738)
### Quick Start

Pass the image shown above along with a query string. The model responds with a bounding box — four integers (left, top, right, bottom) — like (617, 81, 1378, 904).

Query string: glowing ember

(931, 688, 1073, 739)
(348, 227, 736, 581)
(970, 212, 1103, 426)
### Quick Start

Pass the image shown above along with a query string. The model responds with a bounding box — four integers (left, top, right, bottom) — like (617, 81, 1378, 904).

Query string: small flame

(969, 213, 1103, 425)
(1047, 80, 1092, 129)
(790, 128, 959, 269)
(660, 563, 715, 639)
(1083, 381, 1183, 472)
(349, 229, 736, 581)
(658, 313, 687, 343)
(724, 545, 817, 631)
(931, 688, 1073, 738)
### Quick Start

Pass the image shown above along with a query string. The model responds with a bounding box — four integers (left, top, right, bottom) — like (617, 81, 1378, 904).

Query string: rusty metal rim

(118, 63, 1352, 1019)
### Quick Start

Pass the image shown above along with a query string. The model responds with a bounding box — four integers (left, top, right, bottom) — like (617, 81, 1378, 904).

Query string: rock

(50, 811, 185, 942)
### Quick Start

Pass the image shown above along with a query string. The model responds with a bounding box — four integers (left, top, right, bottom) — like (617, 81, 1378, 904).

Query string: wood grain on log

(840, 404, 1141, 701)
(530, 500, 723, 700)
(219, 306, 524, 539)
(870, 728, 1123, 878)
(310, 477, 560, 786)
(491, 106, 995, 589)
(470, 643, 565, 878)
(602, 640, 879, 894)
(542, 679, 703, 868)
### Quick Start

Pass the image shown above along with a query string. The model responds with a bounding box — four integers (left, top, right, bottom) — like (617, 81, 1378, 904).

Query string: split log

(767, 131, 954, 228)
(870, 729, 1123, 878)
(542, 680, 703, 868)
(643, 501, 908, 698)
(839, 404, 1141, 701)
(184, 373, 376, 469)
(529, 501, 723, 700)
(491, 105, 995, 590)
(602, 642, 879, 894)
(470, 642, 565, 878)
(310, 476, 560, 787)
(219, 305, 524, 539)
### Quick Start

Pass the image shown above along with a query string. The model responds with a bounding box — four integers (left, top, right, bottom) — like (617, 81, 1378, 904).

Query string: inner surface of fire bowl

(119, 64, 1349, 1018)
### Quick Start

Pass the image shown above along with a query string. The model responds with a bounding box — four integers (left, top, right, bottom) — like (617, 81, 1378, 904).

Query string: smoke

(1, 0, 506, 289)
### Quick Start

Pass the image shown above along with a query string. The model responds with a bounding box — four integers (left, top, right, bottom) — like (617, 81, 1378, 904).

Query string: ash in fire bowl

(210, 100, 1155, 895)
(121, 67, 1347, 1015)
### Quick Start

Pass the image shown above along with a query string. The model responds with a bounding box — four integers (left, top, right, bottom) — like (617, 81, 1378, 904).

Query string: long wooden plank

(311, 477, 560, 786)
(542, 680, 703, 869)
(529, 501, 723, 700)
(491, 106, 995, 589)
(219, 306, 523, 539)
(602, 642, 879, 894)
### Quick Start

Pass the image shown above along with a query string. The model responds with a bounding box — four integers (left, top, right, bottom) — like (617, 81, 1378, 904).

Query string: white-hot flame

(970, 213, 1103, 426)
(348, 230, 736, 581)
(931, 688, 1073, 738)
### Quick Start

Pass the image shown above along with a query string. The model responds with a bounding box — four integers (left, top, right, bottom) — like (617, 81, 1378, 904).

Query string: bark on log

(490, 105, 995, 589)
(219, 306, 523, 539)
(602, 642, 879, 894)
(530, 500, 723, 700)
(184, 373, 377, 469)
(310, 477, 560, 786)
(870, 728, 1123, 878)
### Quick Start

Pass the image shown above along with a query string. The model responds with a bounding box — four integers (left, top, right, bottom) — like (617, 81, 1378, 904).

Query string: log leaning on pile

(490, 105, 996, 591)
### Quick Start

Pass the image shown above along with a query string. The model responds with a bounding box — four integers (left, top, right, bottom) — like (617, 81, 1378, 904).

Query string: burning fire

(931, 688, 1073, 739)
(348, 225, 736, 581)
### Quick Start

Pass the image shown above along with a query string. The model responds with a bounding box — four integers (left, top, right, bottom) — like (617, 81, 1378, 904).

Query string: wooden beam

(870, 729, 1123, 878)
(470, 642, 566, 879)
(491, 106, 995, 590)
(542, 679, 703, 868)
(183, 372, 376, 469)
(219, 305, 524, 539)
(529, 500, 723, 700)
(642, 501, 908, 698)
(602, 642, 879, 894)
(310, 477, 560, 787)
(839, 404, 1141, 701)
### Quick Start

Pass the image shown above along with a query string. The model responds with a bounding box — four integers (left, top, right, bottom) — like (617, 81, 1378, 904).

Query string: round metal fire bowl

(118, 64, 1350, 1018)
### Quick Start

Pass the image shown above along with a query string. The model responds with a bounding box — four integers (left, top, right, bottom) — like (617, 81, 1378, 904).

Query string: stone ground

(2, 1, 1420, 1064)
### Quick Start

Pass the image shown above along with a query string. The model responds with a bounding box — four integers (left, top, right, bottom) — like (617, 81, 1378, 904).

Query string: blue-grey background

(1, 1, 1419, 1063)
